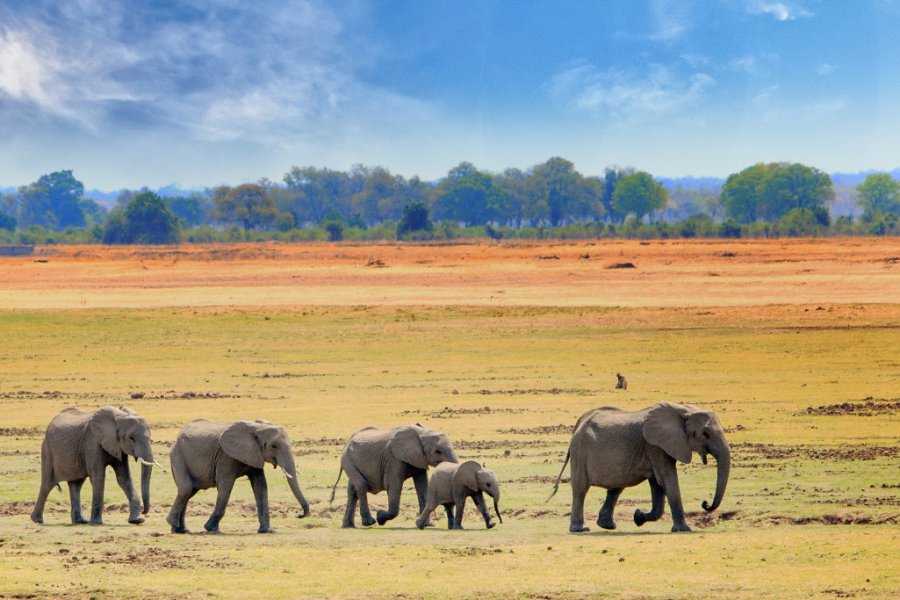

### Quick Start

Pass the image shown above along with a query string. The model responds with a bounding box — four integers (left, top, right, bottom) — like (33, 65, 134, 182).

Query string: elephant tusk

(138, 457, 154, 467)
(281, 466, 293, 480)
(153, 459, 168, 473)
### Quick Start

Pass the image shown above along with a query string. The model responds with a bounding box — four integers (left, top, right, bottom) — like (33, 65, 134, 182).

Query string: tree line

(1, 158, 898, 244)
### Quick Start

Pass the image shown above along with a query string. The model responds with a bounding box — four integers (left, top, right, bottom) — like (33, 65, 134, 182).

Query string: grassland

(0, 239, 898, 599)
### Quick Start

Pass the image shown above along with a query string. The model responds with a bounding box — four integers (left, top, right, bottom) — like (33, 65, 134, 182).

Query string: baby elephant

(167, 419, 310, 534)
(415, 461, 502, 530)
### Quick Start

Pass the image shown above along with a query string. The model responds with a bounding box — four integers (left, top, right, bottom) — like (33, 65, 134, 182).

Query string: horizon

(2, 1, 900, 190)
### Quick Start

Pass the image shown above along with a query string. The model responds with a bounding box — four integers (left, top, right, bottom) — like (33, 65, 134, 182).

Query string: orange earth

(1, 238, 898, 309)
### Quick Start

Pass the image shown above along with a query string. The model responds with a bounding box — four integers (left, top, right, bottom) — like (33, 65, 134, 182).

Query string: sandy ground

(1, 238, 898, 309)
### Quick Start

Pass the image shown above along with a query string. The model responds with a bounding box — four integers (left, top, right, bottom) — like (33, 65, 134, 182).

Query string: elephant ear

(388, 426, 428, 470)
(219, 421, 265, 468)
(642, 402, 693, 464)
(451, 461, 482, 494)
(89, 406, 122, 460)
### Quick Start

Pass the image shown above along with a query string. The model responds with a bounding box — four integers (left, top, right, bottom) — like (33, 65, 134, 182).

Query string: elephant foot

(170, 526, 189, 534)
(128, 515, 145, 525)
(671, 523, 692, 533)
(597, 516, 616, 530)
(634, 509, 647, 527)
(361, 514, 377, 527)
(30, 512, 43, 524)
(204, 521, 221, 534)
(71, 516, 88, 525)
(142, 505, 151, 515)
(486, 522, 496, 529)
(375, 510, 395, 526)
(89, 519, 103, 526)
(204, 528, 222, 535)
(257, 526, 274, 534)
(569, 524, 590, 533)
(341, 521, 356, 529)
(414, 518, 426, 530)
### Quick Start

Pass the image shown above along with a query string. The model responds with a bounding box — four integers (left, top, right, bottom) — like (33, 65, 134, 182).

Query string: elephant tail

(546, 449, 570, 502)
(328, 466, 344, 505)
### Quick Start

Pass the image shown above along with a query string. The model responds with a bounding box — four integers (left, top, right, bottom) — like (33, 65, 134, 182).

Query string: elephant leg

(569, 471, 591, 533)
(376, 479, 404, 526)
(88, 467, 106, 525)
(344, 464, 376, 527)
(167, 453, 196, 534)
(30, 444, 54, 524)
(414, 499, 439, 530)
(597, 488, 622, 530)
(248, 471, 272, 533)
(451, 494, 468, 529)
(659, 470, 690, 532)
(634, 478, 666, 526)
(205, 475, 237, 533)
(412, 470, 434, 527)
(442, 503, 455, 529)
(472, 492, 495, 529)
(112, 459, 143, 524)
(341, 482, 358, 528)
(68, 478, 88, 524)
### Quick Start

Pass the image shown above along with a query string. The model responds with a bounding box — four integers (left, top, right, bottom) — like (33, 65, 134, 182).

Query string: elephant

(549, 402, 730, 533)
(166, 419, 310, 534)
(31, 406, 159, 525)
(415, 460, 502, 530)
(329, 424, 458, 528)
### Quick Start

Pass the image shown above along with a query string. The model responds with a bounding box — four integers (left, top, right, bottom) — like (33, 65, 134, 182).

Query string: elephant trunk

(493, 496, 503, 524)
(280, 451, 310, 518)
(140, 462, 152, 515)
(702, 441, 730, 513)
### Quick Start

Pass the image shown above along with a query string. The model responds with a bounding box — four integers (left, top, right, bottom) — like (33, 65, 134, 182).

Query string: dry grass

(0, 239, 898, 598)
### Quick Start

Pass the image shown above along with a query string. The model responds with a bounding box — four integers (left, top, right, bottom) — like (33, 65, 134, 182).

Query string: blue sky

(1, 0, 899, 190)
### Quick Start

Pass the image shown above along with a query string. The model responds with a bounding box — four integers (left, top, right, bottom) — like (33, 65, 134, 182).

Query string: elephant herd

(30, 402, 730, 535)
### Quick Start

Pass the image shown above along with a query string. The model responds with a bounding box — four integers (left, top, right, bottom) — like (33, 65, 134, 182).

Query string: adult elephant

(166, 419, 310, 534)
(31, 406, 159, 525)
(329, 424, 458, 528)
(549, 402, 730, 533)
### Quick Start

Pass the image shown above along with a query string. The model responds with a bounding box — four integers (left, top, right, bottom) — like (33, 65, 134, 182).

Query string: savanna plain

(0, 238, 898, 599)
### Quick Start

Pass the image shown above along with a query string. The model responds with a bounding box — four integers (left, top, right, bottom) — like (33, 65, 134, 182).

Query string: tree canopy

(856, 173, 900, 216)
(210, 184, 281, 230)
(611, 171, 668, 222)
(720, 163, 834, 224)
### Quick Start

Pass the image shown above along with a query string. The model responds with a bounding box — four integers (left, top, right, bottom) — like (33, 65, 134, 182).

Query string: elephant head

(219, 420, 310, 517)
(452, 461, 503, 524)
(387, 425, 458, 470)
(642, 402, 731, 513)
(89, 406, 157, 514)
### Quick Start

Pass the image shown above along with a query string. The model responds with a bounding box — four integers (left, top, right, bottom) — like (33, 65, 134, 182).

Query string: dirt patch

(475, 388, 592, 396)
(0, 427, 43, 437)
(499, 424, 572, 435)
(757, 513, 899, 526)
(514, 475, 569, 485)
(439, 546, 511, 557)
(802, 398, 900, 416)
(606, 262, 636, 269)
(398, 406, 525, 418)
(733, 443, 899, 461)
(688, 510, 740, 529)
(455, 438, 556, 451)
(61, 546, 239, 570)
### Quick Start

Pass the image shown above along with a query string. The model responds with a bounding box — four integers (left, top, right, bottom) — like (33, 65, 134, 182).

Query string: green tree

(397, 202, 434, 239)
(720, 163, 833, 223)
(856, 173, 900, 216)
(601, 166, 635, 223)
(210, 184, 281, 230)
(433, 162, 505, 226)
(611, 171, 667, 222)
(0, 209, 15, 231)
(16, 170, 90, 230)
(529, 157, 600, 226)
(165, 194, 209, 227)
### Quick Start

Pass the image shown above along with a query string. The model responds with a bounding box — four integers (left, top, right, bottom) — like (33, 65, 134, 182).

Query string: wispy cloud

(547, 61, 714, 124)
(647, 0, 692, 40)
(745, 1, 813, 21)
(0, 0, 436, 147)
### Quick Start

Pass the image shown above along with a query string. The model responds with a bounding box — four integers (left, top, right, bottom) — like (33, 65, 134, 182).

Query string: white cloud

(745, 1, 813, 21)
(547, 62, 715, 124)
(648, 0, 692, 40)
(816, 63, 837, 76)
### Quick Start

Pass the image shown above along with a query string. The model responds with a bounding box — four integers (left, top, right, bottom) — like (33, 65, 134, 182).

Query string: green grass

(0, 305, 898, 598)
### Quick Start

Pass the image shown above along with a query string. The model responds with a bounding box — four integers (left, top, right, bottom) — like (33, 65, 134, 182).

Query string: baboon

(615, 373, 628, 390)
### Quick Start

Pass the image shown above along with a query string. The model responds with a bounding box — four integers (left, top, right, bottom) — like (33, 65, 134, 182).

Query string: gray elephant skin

(550, 402, 731, 533)
(415, 460, 502, 530)
(330, 424, 458, 527)
(31, 406, 157, 525)
(166, 419, 310, 534)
